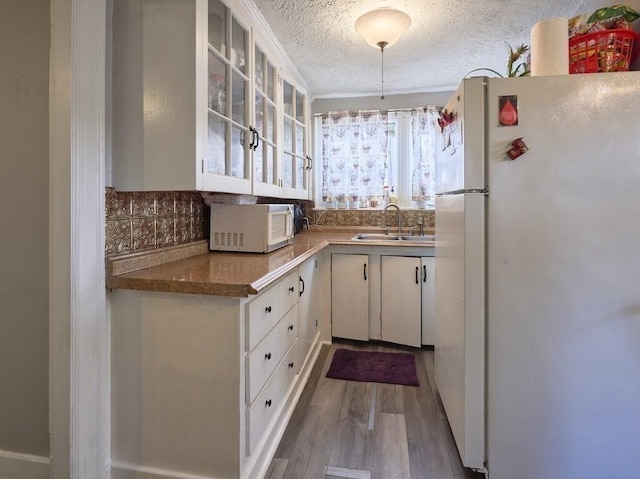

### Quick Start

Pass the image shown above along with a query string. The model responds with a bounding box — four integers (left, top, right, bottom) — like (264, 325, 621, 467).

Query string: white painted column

(49, 0, 108, 478)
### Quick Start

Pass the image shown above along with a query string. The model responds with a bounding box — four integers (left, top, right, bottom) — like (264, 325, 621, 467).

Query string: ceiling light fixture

(355, 7, 411, 99)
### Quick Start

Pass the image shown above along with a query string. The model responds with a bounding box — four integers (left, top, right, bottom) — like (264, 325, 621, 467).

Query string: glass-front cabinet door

(281, 77, 311, 199)
(202, 0, 252, 193)
(252, 43, 280, 196)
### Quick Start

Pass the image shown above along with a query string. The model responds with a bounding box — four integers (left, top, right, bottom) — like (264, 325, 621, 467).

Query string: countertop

(107, 229, 434, 297)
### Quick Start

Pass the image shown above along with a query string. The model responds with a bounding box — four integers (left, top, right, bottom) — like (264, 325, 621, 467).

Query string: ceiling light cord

(378, 41, 387, 100)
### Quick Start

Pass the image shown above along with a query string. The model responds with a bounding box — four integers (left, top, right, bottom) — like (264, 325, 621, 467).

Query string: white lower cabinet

(381, 256, 422, 347)
(298, 254, 321, 369)
(330, 251, 435, 347)
(246, 304, 298, 405)
(331, 253, 370, 341)
(110, 268, 320, 479)
(421, 257, 436, 345)
(380, 255, 435, 347)
(247, 336, 299, 455)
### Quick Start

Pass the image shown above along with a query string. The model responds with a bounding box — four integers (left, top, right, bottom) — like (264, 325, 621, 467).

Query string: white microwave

(209, 204, 295, 253)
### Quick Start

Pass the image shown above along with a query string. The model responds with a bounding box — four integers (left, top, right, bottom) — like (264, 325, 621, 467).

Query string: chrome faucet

(384, 204, 402, 234)
(409, 219, 425, 236)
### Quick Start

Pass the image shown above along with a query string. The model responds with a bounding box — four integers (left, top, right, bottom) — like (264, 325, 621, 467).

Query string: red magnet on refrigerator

(499, 95, 518, 126)
(507, 137, 528, 160)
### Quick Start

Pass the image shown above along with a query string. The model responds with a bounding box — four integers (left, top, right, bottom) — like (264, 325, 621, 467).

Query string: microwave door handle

(288, 210, 294, 237)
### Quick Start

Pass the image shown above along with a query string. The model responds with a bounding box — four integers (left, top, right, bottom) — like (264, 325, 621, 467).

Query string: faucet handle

(378, 225, 390, 235)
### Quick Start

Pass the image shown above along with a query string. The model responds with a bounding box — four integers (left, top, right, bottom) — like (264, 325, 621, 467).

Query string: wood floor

(265, 340, 485, 479)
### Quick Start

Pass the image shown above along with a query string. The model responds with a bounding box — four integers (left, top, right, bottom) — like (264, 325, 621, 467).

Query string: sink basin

(351, 233, 435, 242)
(399, 235, 435, 242)
(351, 233, 401, 241)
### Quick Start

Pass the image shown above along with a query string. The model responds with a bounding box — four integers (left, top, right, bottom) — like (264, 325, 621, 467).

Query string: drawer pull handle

(288, 324, 294, 331)
(265, 399, 272, 407)
(265, 306, 272, 313)
(288, 286, 294, 293)
(265, 352, 272, 360)
(288, 362, 294, 368)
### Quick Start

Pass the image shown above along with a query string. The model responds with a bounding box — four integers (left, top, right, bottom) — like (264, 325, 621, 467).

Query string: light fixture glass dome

(354, 7, 412, 49)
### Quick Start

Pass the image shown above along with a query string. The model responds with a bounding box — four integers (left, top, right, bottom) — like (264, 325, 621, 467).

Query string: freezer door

(434, 193, 485, 469)
(434, 78, 486, 194)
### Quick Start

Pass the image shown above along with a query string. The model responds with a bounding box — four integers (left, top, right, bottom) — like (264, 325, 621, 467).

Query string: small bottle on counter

(389, 186, 397, 205)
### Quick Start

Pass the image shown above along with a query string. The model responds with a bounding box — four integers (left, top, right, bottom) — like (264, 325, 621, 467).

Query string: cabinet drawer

(246, 340, 299, 456)
(246, 269, 299, 352)
(246, 284, 281, 352)
(246, 304, 298, 405)
(278, 269, 299, 316)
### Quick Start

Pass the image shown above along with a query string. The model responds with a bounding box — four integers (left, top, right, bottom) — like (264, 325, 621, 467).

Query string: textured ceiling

(251, 0, 591, 98)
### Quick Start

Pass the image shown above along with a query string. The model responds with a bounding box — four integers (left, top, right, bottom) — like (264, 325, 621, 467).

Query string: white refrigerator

(434, 73, 640, 479)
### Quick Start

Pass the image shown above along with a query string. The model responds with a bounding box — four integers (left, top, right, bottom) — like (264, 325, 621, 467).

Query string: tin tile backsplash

(105, 188, 206, 256)
(105, 188, 435, 257)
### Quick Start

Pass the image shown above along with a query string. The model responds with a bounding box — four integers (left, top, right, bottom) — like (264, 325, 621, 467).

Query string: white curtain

(410, 107, 439, 206)
(320, 110, 389, 203)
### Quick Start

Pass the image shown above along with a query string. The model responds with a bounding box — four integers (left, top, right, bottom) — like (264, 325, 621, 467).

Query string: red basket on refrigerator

(569, 29, 640, 73)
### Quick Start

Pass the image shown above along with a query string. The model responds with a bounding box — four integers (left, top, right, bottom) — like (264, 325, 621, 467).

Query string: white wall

(0, 0, 50, 458)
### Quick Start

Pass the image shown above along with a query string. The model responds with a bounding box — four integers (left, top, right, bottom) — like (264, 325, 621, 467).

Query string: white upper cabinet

(111, 0, 311, 198)
(203, 0, 252, 193)
(251, 40, 280, 197)
(280, 75, 311, 199)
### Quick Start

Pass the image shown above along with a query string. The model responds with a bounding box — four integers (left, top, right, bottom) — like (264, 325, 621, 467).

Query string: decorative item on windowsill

(414, 184, 429, 209)
(354, 7, 411, 100)
(336, 193, 348, 209)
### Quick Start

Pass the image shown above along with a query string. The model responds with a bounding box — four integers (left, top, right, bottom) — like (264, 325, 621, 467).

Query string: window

(314, 107, 439, 209)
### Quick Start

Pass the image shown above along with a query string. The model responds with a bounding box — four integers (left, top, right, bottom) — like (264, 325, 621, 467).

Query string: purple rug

(326, 348, 419, 387)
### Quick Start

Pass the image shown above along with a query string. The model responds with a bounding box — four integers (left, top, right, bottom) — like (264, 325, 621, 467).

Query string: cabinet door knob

(265, 306, 272, 313)
(288, 362, 294, 368)
(265, 352, 272, 360)
(265, 399, 272, 407)
(288, 324, 294, 331)
(289, 286, 294, 293)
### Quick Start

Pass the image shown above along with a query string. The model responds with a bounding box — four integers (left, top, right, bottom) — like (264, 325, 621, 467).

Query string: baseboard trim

(0, 449, 49, 479)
